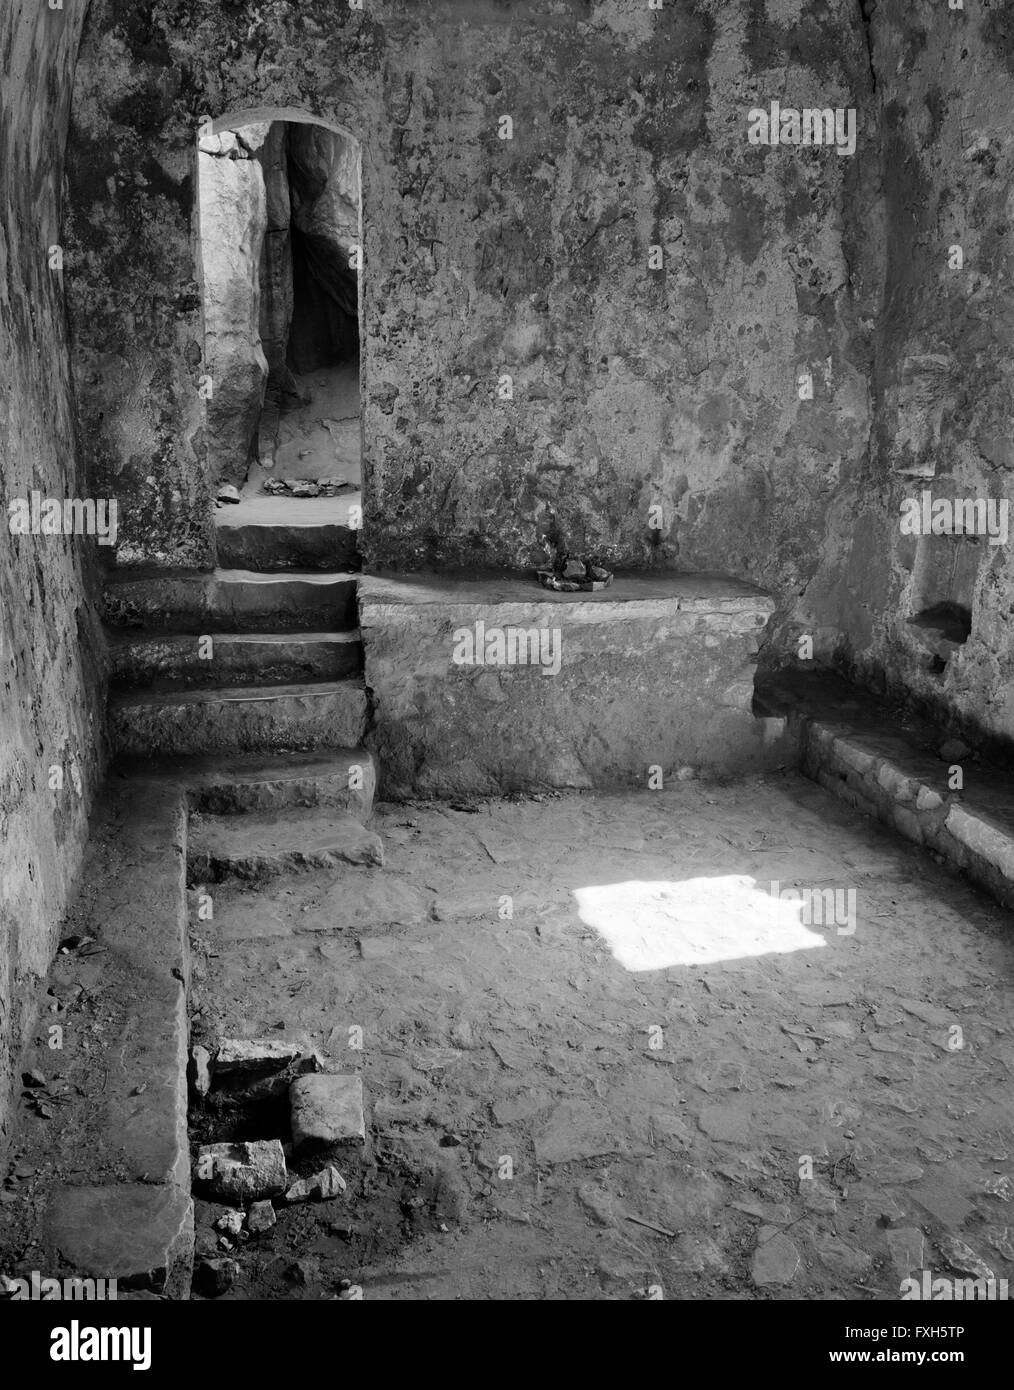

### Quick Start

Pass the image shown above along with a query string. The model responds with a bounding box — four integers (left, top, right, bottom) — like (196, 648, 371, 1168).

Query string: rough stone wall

(258, 122, 294, 386)
(797, 0, 1014, 747)
(65, 0, 1014, 744)
(0, 0, 105, 1149)
(65, 0, 877, 589)
(286, 122, 361, 373)
(198, 131, 269, 490)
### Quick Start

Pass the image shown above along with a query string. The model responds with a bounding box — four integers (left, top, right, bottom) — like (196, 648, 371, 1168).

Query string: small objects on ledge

(261, 477, 356, 498)
(536, 554, 613, 592)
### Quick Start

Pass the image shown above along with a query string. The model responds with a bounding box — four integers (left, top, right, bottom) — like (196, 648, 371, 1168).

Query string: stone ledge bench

(358, 571, 776, 796)
(760, 671, 1014, 913)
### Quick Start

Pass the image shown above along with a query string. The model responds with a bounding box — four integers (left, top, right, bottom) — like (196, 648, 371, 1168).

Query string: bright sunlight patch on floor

(573, 875, 828, 970)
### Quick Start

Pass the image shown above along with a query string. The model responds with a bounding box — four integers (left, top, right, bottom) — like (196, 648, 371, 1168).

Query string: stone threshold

(761, 672, 1014, 911)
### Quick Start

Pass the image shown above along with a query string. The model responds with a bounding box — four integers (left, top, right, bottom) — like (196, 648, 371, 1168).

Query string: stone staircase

(105, 497, 367, 760)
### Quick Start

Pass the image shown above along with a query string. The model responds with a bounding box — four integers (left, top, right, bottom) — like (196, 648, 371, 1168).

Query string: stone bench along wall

(359, 574, 776, 796)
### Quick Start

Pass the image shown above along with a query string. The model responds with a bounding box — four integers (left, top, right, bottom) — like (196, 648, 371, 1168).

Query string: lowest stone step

(109, 679, 368, 757)
(187, 806, 384, 880)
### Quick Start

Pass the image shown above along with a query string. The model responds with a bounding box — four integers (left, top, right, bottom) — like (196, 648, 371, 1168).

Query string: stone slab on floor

(44, 1183, 193, 1298)
(187, 805, 384, 880)
(109, 679, 369, 757)
(104, 567, 358, 633)
(359, 570, 777, 795)
(763, 671, 1014, 911)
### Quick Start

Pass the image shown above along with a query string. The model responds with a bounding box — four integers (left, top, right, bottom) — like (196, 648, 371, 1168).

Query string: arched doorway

(196, 108, 363, 569)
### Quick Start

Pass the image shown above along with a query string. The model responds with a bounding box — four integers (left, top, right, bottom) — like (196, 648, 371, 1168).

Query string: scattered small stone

(286, 1257, 318, 1286)
(938, 1235, 995, 1282)
(216, 483, 241, 504)
(752, 1229, 800, 1286)
(189, 1045, 212, 1098)
(982, 1176, 1013, 1201)
(577, 1182, 617, 1227)
(318, 1165, 347, 1199)
(289, 1074, 365, 1152)
(58, 935, 93, 953)
(197, 1139, 287, 1203)
(983, 1226, 1014, 1262)
(938, 739, 970, 762)
(676, 766, 697, 781)
(21, 1070, 46, 1089)
(214, 1210, 243, 1236)
(284, 1165, 346, 1204)
(196, 1258, 239, 1297)
(284, 1176, 317, 1204)
(247, 1200, 276, 1234)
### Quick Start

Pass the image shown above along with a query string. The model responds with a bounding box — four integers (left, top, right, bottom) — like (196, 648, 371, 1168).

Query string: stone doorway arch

(196, 107, 364, 541)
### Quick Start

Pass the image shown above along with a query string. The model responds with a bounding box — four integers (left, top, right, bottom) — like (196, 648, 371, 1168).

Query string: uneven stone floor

(189, 773, 1014, 1300)
(268, 362, 361, 485)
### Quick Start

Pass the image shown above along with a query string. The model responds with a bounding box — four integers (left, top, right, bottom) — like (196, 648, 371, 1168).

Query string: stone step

(107, 628, 362, 691)
(214, 493, 360, 572)
(187, 806, 384, 881)
(104, 568, 358, 633)
(761, 671, 1014, 911)
(112, 749, 377, 820)
(109, 679, 369, 758)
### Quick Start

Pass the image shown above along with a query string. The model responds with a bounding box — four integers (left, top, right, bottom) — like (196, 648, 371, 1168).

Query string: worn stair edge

(34, 780, 193, 1296)
(109, 680, 370, 758)
(774, 686, 1014, 911)
(104, 568, 359, 633)
(110, 749, 378, 821)
(214, 520, 359, 572)
(187, 807, 384, 882)
(107, 629, 363, 690)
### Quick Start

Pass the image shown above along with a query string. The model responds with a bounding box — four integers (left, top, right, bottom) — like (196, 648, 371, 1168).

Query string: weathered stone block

(289, 1075, 365, 1152)
(360, 573, 775, 794)
(215, 1038, 304, 1075)
(197, 1139, 288, 1202)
